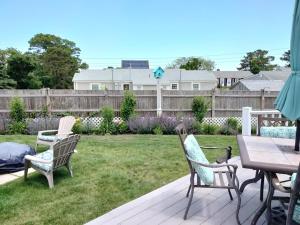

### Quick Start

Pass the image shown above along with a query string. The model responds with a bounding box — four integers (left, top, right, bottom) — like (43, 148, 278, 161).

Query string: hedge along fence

(0, 116, 257, 135)
(0, 89, 279, 118)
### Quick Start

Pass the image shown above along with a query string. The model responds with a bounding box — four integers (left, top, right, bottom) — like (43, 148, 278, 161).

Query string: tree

(42, 47, 78, 88)
(6, 53, 39, 89)
(28, 33, 88, 88)
(280, 50, 290, 68)
(0, 49, 17, 89)
(167, 57, 215, 70)
(237, 49, 277, 74)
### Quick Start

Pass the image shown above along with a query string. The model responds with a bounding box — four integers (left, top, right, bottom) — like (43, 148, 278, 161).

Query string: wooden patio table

(237, 135, 300, 225)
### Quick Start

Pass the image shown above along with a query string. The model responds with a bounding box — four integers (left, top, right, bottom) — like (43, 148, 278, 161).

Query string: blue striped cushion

(31, 150, 53, 172)
(260, 126, 296, 139)
(184, 135, 214, 185)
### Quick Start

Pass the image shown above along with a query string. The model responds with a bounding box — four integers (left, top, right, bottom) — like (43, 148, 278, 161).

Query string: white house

(72, 69, 217, 91)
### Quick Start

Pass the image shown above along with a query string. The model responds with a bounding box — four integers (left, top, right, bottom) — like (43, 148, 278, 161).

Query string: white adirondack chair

(36, 116, 76, 149)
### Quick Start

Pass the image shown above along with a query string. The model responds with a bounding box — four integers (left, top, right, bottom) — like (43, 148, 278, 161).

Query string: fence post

(45, 88, 51, 114)
(211, 88, 215, 117)
(156, 80, 162, 117)
(261, 89, 265, 110)
(242, 107, 252, 136)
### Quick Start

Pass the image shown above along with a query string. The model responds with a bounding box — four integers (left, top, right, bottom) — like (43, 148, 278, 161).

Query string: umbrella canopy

(275, 0, 300, 120)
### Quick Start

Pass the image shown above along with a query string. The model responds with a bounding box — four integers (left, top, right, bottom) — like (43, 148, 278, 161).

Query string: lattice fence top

(78, 116, 257, 127)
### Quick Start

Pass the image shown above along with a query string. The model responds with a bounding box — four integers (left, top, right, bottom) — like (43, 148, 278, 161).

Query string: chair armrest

(38, 130, 58, 136)
(186, 155, 238, 170)
(25, 155, 52, 164)
(200, 146, 232, 164)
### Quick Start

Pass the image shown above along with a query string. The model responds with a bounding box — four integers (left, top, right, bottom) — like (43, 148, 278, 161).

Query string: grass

(0, 134, 238, 225)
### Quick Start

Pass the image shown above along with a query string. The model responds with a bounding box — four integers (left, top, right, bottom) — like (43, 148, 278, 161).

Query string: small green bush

(153, 126, 163, 135)
(220, 117, 239, 135)
(9, 97, 26, 122)
(192, 121, 203, 134)
(9, 97, 27, 134)
(98, 106, 115, 135)
(192, 96, 209, 123)
(72, 118, 83, 134)
(117, 122, 129, 134)
(8, 121, 27, 134)
(201, 123, 219, 135)
(120, 91, 136, 121)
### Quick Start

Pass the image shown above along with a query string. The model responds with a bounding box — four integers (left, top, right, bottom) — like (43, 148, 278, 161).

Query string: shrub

(9, 97, 27, 134)
(220, 117, 239, 135)
(120, 91, 136, 121)
(8, 121, 27, 134)
(159, 116, 178, 134)
(182, 117, 197, 133)
(153, 126, 163, 135)
(192, 121, 203, 134)
(192, 96, 209, 123)
(201, 123, 219, 135)
(72, 118, 83, 134)
(128, 116, 160, 134)
(117, 121, 129, 134)
(9, 97, 26, 122)
(99, 106, 115, 135)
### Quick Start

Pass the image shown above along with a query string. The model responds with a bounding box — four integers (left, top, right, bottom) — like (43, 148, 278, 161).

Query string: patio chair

(36, 116, 76, 149)
(24, 135, 80, 188)
(175, 124, 241, 224)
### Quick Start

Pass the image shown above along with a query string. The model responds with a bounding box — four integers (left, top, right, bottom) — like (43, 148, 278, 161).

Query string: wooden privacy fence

(0, 89, 279, 118)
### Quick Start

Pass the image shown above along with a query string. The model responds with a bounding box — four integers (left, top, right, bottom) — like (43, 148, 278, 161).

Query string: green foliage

(40, 105, 49, 117)
(167, 57, 215, 70)
(8, 121, 27, 134)
(237, 49, 277, 74)
(0, 33, 88, 90)
(192, 96, 209, 123)
(153, 126, 163, 135)
(220, 117, 239, 135)
(98, 106, 115, 135)
(72, 118, 83, 134)
(9, 97, 26, 122)
(280, 50, 290, 68)
(201, 123, 219, 135)
(192, 121, 203, 134)
(120, 91, 136, 121)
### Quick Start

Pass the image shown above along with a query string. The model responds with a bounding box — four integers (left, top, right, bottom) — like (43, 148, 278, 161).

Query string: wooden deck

(86, 157, 281, 225)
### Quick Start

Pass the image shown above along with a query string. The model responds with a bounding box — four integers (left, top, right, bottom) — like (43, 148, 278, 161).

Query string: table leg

(251, 172, 274, 225)
(240, 170, 264, 193)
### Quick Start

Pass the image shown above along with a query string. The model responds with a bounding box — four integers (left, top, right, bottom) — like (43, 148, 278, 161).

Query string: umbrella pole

(296, 120, 300, 151)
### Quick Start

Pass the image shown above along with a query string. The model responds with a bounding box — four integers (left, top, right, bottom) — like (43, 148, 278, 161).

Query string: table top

(237, 135, 300, 174)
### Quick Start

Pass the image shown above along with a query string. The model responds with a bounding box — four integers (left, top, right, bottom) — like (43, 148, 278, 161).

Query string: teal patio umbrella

(275, 0, 300, 150)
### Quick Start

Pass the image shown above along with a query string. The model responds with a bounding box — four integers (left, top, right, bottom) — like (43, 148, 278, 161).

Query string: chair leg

(184, 175, 194, 220)
(24, 160, 30, 180)
(228, 189, 233, 200)
(186, 184, 191, 197)
(260, 176, 264, 201)
(66, 161, 73, 177)
(46, 173, 54, 188)
(234, 187, 242, 225)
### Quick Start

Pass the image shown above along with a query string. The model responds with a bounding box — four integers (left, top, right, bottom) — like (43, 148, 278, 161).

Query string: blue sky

(0, 0, 294, 70)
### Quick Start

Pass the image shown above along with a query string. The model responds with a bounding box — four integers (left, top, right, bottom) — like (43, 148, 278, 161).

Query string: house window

(171, 83, 178, 90)
(91, 84, 100, 90)
(231, 78, 236, 84)
(123, 84, 130, 90)
(193, 83, 200, 90)
(224, 78, 228, 87)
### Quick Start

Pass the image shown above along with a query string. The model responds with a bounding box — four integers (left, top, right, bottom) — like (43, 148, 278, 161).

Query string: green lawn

(0, 135, 238, 225)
